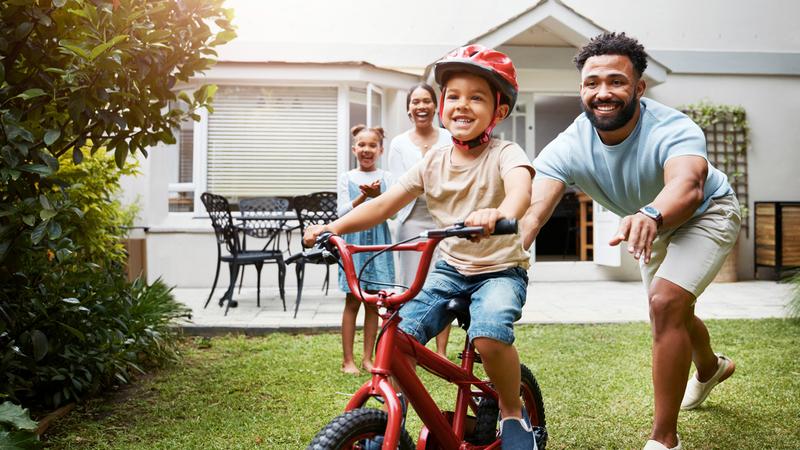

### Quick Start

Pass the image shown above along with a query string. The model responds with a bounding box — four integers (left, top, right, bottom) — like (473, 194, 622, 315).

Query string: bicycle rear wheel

(307, 408, 414, 450)
(469, 363, 548, 448)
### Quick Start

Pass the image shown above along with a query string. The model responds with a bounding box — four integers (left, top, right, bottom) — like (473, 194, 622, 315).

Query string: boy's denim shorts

(398, 260, 528, 345)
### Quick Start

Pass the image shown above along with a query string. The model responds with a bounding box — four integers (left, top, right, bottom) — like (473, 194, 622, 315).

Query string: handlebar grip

(285, 252, 304, 265)
(492, 218, 517, 235)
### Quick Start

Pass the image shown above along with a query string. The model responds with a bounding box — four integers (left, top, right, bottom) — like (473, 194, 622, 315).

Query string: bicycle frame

(328, 235, 502, 450)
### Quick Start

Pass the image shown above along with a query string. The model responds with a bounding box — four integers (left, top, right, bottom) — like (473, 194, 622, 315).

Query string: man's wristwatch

(638, 205, 663, 228)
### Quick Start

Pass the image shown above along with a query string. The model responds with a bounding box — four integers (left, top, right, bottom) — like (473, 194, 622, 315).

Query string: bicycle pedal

(458, 352, 482, 364)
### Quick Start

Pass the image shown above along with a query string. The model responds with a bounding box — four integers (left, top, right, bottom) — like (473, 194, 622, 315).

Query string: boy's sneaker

(681, 353, 735, 410)
(499, 407, 537, 450)
(643, 435, 682, 450)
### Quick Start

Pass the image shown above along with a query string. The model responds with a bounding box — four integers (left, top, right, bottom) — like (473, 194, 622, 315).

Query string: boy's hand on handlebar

(303, 224, 329, 247)
(464, 208, 504, 242)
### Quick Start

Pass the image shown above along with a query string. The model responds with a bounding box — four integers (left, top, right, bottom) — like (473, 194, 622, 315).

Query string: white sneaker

(681, 353, 736, 410)
(643, 436, 682, 450)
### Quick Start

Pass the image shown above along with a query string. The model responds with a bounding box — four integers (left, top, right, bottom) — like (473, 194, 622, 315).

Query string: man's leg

(648, 277, 694, 448)
(687, 315, 721, 381)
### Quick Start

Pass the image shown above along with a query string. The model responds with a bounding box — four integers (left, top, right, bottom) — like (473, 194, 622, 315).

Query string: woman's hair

(351, 124, 385, 142)
(405, 83, 437, 111)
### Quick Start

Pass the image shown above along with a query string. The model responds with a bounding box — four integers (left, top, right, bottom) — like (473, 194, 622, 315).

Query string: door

(530, 93, 583, 261)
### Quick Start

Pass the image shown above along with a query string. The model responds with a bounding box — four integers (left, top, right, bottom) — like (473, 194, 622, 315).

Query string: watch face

(643, 206, 658, 215)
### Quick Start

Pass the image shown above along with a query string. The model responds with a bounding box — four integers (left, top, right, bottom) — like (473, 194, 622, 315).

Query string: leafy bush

(0, 0, 231, 409)
(0, 151, 189, 408)
(0, 401, 39, 449)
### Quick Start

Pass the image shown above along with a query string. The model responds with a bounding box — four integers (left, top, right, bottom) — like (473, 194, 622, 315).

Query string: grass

(44, 319, 800, 449)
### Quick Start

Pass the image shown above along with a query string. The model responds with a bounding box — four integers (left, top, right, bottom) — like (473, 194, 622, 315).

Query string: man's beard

(580, 96, 639, 131)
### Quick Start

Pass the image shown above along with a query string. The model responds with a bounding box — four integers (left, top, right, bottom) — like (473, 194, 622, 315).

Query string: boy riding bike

(305, 45, 536, 449)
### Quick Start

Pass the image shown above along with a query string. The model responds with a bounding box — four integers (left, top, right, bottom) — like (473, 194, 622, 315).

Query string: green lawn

(45, 319, 800, 449)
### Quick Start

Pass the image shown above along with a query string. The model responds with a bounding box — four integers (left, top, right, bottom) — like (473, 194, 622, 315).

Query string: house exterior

(122, 0, 800, 289)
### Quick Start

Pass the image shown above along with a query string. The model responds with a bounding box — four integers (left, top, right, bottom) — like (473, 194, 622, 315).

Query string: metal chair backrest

(201, 192, 240, 254)
(293, 192, 338, 249)
(239, 197, 291, 240)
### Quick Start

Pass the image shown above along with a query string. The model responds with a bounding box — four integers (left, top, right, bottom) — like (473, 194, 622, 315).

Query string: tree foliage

(0, 0, 235, 265)
(0, 0, 235, 408)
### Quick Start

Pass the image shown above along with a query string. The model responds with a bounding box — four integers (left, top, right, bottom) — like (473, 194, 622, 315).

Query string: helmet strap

(440, 90, 504, 151)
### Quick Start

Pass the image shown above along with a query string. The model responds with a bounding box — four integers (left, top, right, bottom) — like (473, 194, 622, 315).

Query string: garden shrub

(0, 0, 233, 409)
(0, 401, 39, 449)
(0, 151, 189, 409)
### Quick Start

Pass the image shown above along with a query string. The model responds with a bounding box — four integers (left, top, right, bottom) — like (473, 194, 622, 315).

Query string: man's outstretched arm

(609, 155, 707, 263)
(520, 178, 566, 249)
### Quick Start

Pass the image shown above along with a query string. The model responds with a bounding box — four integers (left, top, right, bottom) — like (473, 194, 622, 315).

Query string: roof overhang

(189, 61, 420, 90)
(424, 0, 668, 86)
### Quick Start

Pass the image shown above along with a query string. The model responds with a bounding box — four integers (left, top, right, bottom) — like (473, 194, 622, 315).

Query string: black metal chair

(239, 196, 294, 251)
(287, 191, 338, 318)
(236, 197, 291, 303)
(201, 192, 286, 315)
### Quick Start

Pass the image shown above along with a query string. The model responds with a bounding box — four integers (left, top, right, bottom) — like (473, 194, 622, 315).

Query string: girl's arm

(336, 171, 368, 217)
(304, 184, 416, 246)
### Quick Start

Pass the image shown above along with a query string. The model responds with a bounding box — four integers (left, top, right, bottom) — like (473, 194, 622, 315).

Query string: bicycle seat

(446, 297, 470, 330)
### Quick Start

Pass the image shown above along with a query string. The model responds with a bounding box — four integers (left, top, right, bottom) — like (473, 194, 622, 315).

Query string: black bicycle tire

(468, 363, 548, 448)
(307, 408, 415, 450)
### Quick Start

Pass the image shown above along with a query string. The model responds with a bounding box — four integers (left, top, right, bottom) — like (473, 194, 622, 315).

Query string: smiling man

(520, 32, 741, 450)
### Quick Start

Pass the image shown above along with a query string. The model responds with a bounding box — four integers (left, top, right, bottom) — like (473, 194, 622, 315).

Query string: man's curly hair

(574, 32, 648, 78)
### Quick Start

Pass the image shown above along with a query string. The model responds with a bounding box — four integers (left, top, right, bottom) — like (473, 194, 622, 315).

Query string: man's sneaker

(499, 407, 537, 450)
(681, 353, 736, 410)
(643, 435, 682, 450)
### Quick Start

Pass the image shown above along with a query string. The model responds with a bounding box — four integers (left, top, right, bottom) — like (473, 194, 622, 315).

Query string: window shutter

(206, 86, 338, 198)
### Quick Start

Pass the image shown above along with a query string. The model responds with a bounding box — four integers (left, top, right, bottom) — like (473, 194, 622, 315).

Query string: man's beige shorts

(640, 194, 741, 299)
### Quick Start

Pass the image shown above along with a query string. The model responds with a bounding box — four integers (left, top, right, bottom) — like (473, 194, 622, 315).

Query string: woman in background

(387, 83, 452, 357)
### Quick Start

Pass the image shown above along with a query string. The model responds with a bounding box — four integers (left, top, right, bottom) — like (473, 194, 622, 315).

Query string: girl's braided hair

(351, 124, 385, 142)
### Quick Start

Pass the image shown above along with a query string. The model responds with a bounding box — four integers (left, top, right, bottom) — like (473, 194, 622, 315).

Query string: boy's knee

(472, 336, 513, 359)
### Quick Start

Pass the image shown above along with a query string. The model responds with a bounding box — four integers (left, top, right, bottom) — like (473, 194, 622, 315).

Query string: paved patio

(174, 280, 794, 335)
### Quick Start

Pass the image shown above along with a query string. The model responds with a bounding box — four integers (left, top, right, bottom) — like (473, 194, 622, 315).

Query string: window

(168, 101, 195, 213)
(205, 86, 338, 202)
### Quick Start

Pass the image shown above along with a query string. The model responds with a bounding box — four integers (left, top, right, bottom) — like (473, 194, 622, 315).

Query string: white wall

(564, 0, 800, 52)
(220, 0, 799, 69)
(649, 74, 800, 279)
(117, 154, 150, 228)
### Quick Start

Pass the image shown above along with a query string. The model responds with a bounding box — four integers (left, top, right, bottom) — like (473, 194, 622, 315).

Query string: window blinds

(206, 86, 338, 198)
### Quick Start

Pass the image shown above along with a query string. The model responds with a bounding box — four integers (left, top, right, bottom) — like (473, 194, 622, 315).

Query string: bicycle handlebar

(290, 218, 519, 307)
(425, 218, 517, 238)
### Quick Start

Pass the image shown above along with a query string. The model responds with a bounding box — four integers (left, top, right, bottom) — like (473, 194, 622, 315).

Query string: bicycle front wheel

(307, 408, 414, 450)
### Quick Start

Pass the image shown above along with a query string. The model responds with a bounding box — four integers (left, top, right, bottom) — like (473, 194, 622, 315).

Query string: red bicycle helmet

(433, 45, 519, 149)
(434, 44, 519, 115)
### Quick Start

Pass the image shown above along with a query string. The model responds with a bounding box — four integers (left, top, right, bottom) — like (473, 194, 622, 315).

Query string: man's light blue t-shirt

(533, 97, 733, 218)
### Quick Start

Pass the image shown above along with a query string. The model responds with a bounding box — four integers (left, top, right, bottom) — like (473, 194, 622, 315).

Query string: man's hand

(609, 213, 659, 263)
(464, 208, 504, 242)
(303, 224, 329, 248)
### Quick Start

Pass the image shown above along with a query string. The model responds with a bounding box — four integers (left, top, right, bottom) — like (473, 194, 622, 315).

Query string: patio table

(235, 211, 299, 252)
